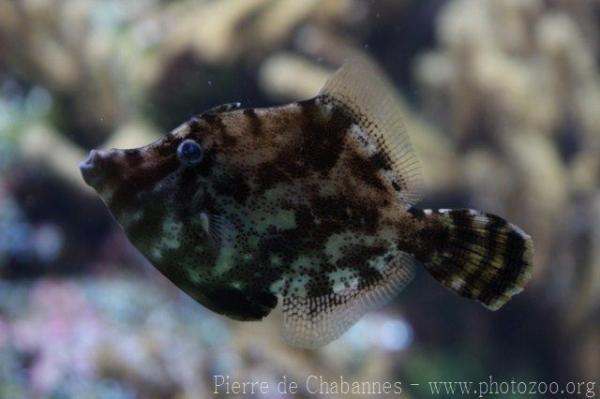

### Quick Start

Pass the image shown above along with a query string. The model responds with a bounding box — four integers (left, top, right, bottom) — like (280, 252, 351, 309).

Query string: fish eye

(177, 139, 203, 165)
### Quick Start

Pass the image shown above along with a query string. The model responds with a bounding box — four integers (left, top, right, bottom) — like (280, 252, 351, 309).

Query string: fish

(79, 58, 533, 348)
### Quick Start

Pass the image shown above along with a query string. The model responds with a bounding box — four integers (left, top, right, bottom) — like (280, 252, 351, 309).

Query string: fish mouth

(80, 149, 111, 189)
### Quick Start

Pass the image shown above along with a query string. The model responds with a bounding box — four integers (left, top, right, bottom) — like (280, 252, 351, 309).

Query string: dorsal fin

(319, 58, 423, 207)
(203, 102, 242, 115)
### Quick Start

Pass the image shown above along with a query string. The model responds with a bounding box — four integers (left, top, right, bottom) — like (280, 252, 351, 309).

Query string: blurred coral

(415, 0, 600, 381)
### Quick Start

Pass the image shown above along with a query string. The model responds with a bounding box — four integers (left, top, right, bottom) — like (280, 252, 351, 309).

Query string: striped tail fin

(411, 208, 534, 310)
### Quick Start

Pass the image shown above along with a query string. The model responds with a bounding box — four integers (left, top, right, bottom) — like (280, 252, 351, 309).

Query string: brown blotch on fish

(299, 99, 351, 174)
(243, 108, 263, 137)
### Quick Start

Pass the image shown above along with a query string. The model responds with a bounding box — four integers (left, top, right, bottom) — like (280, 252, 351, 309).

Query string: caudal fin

(413, 208, 533, 310)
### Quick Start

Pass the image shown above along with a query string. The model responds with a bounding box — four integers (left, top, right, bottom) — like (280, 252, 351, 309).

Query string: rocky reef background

(0, 0, 598, 398)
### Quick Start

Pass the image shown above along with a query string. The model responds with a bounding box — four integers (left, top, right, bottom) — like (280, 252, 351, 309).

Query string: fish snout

(79, 149, 114, 188)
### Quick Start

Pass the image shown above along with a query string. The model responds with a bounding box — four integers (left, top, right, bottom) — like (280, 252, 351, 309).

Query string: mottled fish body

(80, 59, 533, 348)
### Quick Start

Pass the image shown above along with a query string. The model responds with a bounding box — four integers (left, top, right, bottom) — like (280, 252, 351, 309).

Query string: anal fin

(280, 252, 415, 348)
